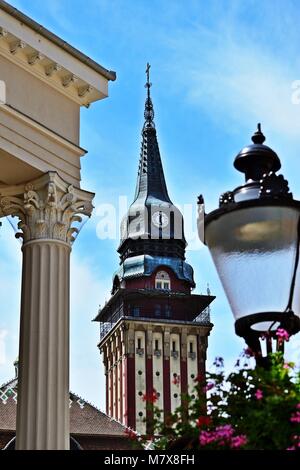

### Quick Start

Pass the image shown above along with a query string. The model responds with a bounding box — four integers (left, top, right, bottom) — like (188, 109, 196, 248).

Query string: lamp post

(198, 124, 300, 364)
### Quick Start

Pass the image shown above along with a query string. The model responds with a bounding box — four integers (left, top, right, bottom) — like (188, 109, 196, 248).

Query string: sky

(1, 0, 300, 410)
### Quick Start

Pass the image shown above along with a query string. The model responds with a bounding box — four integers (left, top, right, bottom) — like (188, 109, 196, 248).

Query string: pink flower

(290, 411, 300, 423)
(203, 382, 214, 392)
(199, 430, 216, 446)
(276, 328, 290, 342)
(296, 403, 300, 410)
(199, 425, 247, 449)
(255, 389, 263, 400)
(230, 435, 247, 449)
(215, 425, 234, 439)
(287, 435, 300, 450)
(283, 363, 290, 369)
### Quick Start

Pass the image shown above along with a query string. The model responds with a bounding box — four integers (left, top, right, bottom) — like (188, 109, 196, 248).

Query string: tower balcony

(95, 288, 214, 343)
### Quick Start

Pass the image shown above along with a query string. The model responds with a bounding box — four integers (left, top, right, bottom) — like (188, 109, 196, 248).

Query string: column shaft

(16, 240, 70, 450)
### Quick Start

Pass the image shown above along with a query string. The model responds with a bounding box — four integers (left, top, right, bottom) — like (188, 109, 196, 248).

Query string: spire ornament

(144, 62, 155, 128)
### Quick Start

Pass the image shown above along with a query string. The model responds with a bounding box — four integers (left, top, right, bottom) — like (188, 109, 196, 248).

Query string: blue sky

(1, 0, 300, 409)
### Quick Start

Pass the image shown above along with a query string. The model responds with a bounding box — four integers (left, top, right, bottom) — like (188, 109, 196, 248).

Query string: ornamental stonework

(0, 172, 94, 245)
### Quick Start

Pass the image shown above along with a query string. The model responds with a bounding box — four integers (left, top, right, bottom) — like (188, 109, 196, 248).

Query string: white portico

(0, 0, 115, 449)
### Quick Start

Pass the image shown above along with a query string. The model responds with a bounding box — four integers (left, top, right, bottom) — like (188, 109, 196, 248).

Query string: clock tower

(95, 65, 214, 434)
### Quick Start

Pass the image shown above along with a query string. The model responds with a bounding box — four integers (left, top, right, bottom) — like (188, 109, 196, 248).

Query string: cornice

(0, 22, 109, 106)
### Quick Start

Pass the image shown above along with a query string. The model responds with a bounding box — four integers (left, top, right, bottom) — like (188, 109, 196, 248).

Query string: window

(189, 342, 193, 353)
(133, 306, 140, 317)
(172, 341, 176, 352)
(155, 339, 159, 350)
(137, 338, 141, 349)
(155, 271, 171, 290)
(155, 304, 161, 317)
(165, 305, 171, 318)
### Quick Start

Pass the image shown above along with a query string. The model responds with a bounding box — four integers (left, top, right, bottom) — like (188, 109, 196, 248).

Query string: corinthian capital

(0, 172, 94, 245)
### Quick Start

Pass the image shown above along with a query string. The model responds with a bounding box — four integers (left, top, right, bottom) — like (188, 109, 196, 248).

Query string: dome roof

(234, 124, 281, 181)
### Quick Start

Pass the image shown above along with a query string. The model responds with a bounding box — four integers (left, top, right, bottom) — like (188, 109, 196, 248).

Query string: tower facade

(95, 67, 214, 434)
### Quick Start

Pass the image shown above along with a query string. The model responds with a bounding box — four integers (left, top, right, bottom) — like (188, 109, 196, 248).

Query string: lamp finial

(252, 123, 266, 144)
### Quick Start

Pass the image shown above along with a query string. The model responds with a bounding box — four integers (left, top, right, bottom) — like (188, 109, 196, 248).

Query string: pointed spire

(144, 62, 155, 129)
(133, 64, 171, 203)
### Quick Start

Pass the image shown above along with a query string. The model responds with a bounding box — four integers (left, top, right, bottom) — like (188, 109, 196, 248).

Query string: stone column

(0, 172, 94, 450)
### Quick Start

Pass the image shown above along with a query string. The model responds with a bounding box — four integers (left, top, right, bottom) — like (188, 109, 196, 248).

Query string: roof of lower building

(0, 377, 127, 436)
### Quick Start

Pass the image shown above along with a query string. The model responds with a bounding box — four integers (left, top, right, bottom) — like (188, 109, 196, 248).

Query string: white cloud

(167, 11, 300, 142)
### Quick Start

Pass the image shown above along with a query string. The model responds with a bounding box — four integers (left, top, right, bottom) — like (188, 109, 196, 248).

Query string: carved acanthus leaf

(0, 174, 94, 245)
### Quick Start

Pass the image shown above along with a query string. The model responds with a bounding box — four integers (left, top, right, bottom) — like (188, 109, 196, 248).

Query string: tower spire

(118, 64, 187, 261)
(133, 64, 170, 203)
(144, 62, 155, 129)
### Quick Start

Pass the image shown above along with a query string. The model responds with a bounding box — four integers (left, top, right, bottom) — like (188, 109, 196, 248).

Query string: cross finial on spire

(145, 62, 152, 98)
(143, 62, 155, 128)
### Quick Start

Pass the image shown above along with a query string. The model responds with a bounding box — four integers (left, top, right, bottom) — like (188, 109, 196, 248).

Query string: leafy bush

(138, 335, 300, 450)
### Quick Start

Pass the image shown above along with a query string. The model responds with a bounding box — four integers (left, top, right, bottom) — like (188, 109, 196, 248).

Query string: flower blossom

(276, 328, 290, 343)
(255, 389, 263, 400)
(203, 382, 214, 393)
(230, 435, 248, 449)
(199, 424, 247, 449)
(287, 435, 300, 450)
(196, 416, 212, 428)
(142, 390, 158, 403)
(290, 411, 300, 423)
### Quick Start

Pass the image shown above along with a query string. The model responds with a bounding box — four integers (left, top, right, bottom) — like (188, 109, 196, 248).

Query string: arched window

(155, 271, 171, 290)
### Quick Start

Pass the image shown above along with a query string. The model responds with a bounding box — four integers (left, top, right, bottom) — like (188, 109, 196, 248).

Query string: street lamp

(198, 124, 300, 360)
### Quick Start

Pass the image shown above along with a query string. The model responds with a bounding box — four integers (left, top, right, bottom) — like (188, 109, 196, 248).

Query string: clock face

(152, 211, 169, 228)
